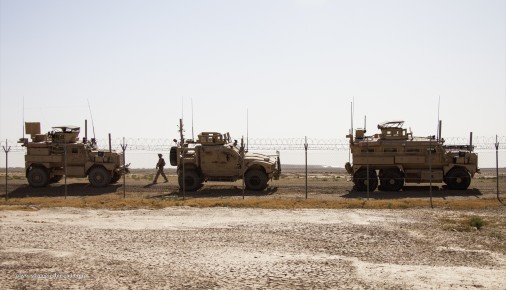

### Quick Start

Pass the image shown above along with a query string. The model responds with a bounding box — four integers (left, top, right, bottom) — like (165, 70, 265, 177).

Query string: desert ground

(1, 167, 505, 289)
(0, 166, 504, 201)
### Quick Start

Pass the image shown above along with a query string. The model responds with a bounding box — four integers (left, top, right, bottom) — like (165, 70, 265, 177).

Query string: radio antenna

(246, 108, 249, 152)
(351, 97, 354, 134)
(87, 99, 96, 140)
(437, 96, 441, 140)
(364, 115, 367, 133)
(191, 98, 194, 140)
(22, 96, 25, 137)
(349, 99, 354, 163)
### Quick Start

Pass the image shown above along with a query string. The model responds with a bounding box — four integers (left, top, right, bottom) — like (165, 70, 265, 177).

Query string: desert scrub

(440, 215, 487, 232)
(469, 216, 485, 229)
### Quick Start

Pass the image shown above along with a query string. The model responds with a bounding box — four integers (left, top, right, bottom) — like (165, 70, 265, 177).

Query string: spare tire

(169, 146, 178, 166)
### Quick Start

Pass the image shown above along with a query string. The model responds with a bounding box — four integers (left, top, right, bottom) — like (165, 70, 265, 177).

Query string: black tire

(178, 170, 203, 191)
(110, 172, 121, 184)
(379, 169, 404, 192)
(50, 175, 63, 183)
(169, 147, 178, 166)
(245, 169, 268, 191)
(27, 167, 49, 188)
(88, 167, 111, 187)
(353, 169, 378, 192)
(445, 167, 471, 190)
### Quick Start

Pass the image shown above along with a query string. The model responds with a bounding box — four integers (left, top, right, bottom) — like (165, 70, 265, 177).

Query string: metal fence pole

(366, 137, 369, 200)
(64, 143, 67, 199)
(179, 119, 185, 200)
(496, 135, 504, 205)
(304, 136, 308, 199)
(121, 137, 128, 199)
(429, 136, 433, 209)
(3, 140, 11, 200)
(242, 137, 245, 200)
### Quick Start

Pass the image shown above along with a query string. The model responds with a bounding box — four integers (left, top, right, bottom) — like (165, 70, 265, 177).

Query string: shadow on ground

(341, 186, 482, 199)
(2, 183, 122, 198)
(150, 186, 279, 199)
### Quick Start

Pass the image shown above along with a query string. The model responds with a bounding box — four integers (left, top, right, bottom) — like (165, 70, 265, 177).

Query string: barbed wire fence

(0, 136, 504, 203)
(2, 136, 504, 153)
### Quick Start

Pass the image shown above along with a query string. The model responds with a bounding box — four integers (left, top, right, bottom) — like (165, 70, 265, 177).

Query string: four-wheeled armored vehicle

(170, 132, 281, 191)
(18, 122, 129, 187)
(345, 121, 479, 191)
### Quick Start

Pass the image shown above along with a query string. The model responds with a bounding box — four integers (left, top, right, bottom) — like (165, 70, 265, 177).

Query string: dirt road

(1, 207, 505, 289)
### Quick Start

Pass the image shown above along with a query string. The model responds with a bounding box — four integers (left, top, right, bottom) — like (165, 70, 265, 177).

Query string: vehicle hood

(244, 152, 276, 164)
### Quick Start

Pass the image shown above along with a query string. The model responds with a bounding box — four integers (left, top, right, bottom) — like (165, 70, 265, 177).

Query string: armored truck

(170, 132, 281, 191)
(18, 122, 129, 188)
(345, 121, 479, 191)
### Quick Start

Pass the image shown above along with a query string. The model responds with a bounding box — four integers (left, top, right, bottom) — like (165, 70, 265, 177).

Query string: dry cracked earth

(1, 207, 505, 289)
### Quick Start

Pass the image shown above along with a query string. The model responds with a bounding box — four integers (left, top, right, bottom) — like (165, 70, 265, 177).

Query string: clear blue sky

(1, 0, 505, 167)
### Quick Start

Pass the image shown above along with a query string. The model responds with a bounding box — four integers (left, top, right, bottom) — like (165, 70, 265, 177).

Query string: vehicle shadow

(3, 183, 123, 198)
(341, 186, 482, 199)
(150, 186, 279, 199)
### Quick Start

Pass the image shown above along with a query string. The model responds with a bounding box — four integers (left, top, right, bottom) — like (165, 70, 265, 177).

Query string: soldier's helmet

(158, 153, 162, 157)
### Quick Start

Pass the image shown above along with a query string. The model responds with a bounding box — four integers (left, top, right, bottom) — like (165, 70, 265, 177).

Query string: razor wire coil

(2, 136, 505, 152)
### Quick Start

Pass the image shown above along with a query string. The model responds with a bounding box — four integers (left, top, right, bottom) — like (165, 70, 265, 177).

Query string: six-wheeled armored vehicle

(18, 122, 129, 187)
(170, 132, 281, 191)
(345, 121, 479, 192)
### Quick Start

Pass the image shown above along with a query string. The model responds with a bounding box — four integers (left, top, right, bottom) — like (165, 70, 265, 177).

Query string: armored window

(71, 148, 78, 154)
(360, 149, 374, 153)
(406, 148, 420, 153)
(384, 148, 397, 153)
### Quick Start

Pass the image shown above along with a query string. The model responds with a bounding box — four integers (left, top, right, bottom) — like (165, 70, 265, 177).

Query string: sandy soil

(1, 207, 505, 289)
(1, 167, 504, 201)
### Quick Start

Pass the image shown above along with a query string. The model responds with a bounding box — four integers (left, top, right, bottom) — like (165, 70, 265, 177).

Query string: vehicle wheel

(110, 172, 121, 184)
(245, 169, 268, 191)
(445, 167, 471, 190)
(353, 169, 378, 192)
(88, 166, 111, 187)
(178, 170, 202, 191)
(379, 169, 404, 191)
(50, 175, 63, 183)
(27, 167, 49, 188)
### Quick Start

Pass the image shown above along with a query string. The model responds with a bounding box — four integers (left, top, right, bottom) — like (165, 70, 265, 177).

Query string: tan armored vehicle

(18, 122, 129, 187)
(345, 121, 479, 191)
(169, 132, 281, 191)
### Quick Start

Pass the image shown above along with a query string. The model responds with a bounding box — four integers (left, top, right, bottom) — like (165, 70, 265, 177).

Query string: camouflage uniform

(153, 154, 168, 183)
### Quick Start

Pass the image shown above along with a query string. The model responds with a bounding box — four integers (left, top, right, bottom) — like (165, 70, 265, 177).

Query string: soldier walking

(153, 153, 168, 183)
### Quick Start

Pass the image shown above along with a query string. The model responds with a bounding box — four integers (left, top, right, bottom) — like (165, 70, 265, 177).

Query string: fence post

(429, 136, 433, 209)
(241, 137, 245, 200)
(64, 143, 67, 199)
(2, 140, 11, 200)
(304, 136, 308, 199)
(179, 119, 185, 200)
(496, 135, 504, 205)
(121, 137, 128, 199)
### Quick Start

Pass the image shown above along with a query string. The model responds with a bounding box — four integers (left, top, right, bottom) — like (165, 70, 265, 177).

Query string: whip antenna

(87, 99, 96, 140)
(246, 108, 249, 152)
(22, 96, 25, 137)
(437, 96, 441, 140)
(191, 98, 194, 140)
